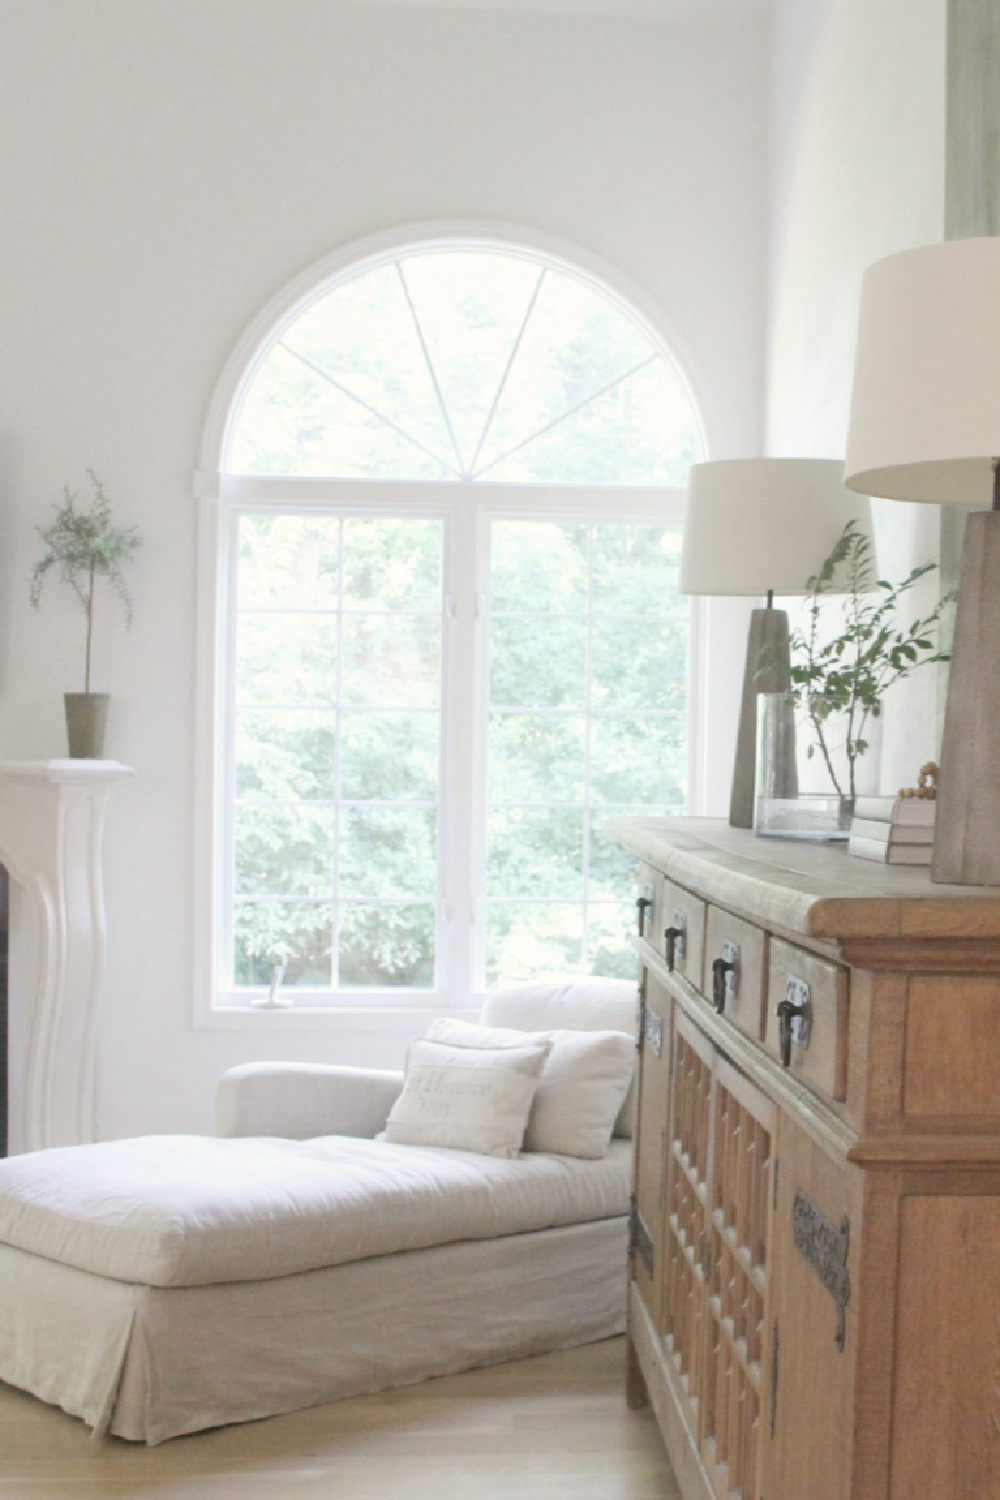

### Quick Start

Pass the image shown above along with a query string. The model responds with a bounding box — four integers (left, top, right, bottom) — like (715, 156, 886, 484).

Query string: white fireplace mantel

(0, 760, 134, 1153)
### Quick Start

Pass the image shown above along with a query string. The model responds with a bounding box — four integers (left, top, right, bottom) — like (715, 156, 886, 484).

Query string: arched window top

(226, 244, 704, 485)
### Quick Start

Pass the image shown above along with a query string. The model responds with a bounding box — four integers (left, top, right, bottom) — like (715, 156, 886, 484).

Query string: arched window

(228, 247, 701, 483)
(204, 236, 706, 1015)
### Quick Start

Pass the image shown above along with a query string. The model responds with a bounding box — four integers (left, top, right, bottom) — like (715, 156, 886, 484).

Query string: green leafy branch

(788, 520, 954, 800)
(29, 470, 142, 693)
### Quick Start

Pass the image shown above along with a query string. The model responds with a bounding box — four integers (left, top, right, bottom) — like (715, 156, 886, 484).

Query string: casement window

(202, 237, 705, 1014)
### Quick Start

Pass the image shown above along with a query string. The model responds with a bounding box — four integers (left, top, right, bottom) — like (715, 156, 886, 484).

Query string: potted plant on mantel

(29, 470, 142, 759)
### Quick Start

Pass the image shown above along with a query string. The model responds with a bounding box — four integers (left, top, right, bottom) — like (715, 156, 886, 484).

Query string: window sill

(197, 995, 484, 1032)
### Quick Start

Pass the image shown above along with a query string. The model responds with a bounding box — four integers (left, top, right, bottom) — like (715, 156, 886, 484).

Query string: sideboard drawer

(658, 878, 706, 991)
(764, 937, 849, 1103)
(704, 906, 766, 1039)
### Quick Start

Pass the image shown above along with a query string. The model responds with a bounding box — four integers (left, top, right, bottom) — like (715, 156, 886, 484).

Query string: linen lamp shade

(845, 238, 1000, 506)
(844, 236, 1000, 885)
(680, 458, 874, 829)
(681, 458, 873, 597)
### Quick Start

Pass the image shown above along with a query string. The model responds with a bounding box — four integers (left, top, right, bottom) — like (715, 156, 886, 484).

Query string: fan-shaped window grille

(228, 248, 702, 484)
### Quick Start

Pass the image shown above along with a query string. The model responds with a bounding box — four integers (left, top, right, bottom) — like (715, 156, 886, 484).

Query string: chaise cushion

(0, 1132, 629, 1289)
(426, 1019, 634, 1159)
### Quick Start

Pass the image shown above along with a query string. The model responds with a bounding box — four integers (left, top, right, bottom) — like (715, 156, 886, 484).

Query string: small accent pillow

(383, 1032, 552, 1158)
(427, 1019, 634, 1159)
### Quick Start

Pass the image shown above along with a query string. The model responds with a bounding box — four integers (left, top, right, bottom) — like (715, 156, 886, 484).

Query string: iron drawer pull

(711, 956, 734, 1013)
(636, 896, 653, 937)
(664, 925, 684, 971)
(777, 997, 808, 1068)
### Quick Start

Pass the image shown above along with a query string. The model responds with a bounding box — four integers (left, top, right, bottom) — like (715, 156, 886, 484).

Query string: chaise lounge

(0, 975, 636, 1443)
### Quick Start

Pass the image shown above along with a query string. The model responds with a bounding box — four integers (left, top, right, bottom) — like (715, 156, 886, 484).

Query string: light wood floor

(0, 1336, 680, 1499)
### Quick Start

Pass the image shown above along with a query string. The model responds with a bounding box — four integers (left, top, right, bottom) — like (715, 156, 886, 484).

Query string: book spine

(848, 834, 890, 862)
(849, 817, 935, 846)
(851, 797, 936, 828)
(887, 844, 932, 865)
(850, 817, 892, 842)
(852, 797, 896, 822)
(890, 804, 936, 828)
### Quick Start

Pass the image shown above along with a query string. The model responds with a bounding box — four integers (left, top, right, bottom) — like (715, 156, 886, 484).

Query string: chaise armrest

(216, 1062, 405, 1141)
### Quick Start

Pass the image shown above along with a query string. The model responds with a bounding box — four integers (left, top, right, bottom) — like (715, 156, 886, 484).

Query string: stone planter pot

(64, 693, 110, 759)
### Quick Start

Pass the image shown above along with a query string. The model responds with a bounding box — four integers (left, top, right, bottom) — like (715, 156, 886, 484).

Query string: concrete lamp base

(730, 606, 793, 829)
(932, 509, 1000, 884)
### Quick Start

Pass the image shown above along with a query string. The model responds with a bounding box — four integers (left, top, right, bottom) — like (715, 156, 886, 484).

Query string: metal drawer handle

(777, 977, 812, 1068)
(711, 940, 739, 1013)
(636, 894, 653, 937)
(712, 956, 734, 1013)
(664, 918, 686, 971)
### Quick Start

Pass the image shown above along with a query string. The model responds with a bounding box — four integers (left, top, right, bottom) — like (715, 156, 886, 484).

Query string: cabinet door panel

(890, 1193, 1000, 1499)
(701, 1054, 774, 1500)
(763, 1117, 857, 1500)
(632, 969, 673, 1329)
(661, 1010, 713, 1430)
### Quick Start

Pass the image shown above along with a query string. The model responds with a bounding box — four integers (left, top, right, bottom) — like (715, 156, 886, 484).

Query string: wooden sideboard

(608, 816, 1000, 1500)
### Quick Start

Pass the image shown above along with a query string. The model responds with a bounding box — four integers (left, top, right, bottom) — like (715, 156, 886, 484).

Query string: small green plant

(29, 470, 142, 693)
(785, 520, 954, 801)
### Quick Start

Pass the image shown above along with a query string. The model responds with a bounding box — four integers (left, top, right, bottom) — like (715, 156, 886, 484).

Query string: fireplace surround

(0, 761, 133, 1154)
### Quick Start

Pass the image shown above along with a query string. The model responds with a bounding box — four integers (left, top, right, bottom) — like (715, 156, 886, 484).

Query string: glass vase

(754, 692, 882, 841)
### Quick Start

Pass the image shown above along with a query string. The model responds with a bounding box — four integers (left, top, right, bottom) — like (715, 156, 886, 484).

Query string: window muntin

(483, 518, 687, 985)
(228, 248, 701, 486)
(230, 512, 444, 991)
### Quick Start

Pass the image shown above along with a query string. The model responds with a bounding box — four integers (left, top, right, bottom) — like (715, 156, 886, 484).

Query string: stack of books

(848, 795, 936, 864)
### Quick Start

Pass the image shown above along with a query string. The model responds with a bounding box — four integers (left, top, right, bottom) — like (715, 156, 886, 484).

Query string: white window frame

(191, 221, 719, 1032)
(194, 477, 693, 1030)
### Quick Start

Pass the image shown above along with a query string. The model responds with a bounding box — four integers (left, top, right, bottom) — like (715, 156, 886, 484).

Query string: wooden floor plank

(0, 1337, 680, 1499)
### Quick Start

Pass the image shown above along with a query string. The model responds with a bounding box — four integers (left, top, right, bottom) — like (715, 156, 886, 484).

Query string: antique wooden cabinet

(610, 816, 1000, 1500)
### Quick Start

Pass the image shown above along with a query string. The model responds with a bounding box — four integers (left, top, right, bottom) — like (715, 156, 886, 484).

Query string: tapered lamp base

(932, 509, 1000, 884)
(730, 607, 792, 829)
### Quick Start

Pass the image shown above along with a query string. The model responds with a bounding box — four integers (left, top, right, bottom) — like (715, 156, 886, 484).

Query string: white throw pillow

(480, 973, 638, 1138)
(427, 1019, 634, 1159)
(383, 1033, 552, 1159)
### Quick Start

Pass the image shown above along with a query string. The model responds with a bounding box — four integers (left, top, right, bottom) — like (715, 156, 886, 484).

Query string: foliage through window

(216, 241, 704, 1005)
(229, 248, 700, 485)
(232, 514, 443, 989)
(485, 519, 687, 984)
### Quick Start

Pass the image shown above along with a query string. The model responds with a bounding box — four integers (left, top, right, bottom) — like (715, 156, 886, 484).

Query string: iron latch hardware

(792, 1190, 851, 1351)
(643, 1005, 663, 1058)
(630, 1206, 655, 1278)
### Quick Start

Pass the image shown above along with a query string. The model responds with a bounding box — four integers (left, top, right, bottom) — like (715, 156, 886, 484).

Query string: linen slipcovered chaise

(0, 976, 636, 1443)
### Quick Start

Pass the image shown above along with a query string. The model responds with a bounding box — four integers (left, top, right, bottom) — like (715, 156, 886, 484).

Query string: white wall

(767, 0, 947, 793)
(0, 0, 769, 1136)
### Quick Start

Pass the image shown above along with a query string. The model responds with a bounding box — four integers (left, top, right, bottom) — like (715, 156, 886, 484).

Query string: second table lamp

(680, 457, 874, 827)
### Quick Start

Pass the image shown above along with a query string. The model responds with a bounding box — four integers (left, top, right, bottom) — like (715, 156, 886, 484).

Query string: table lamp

(845, 235, 1000, 885)
(681, 458, 874, 827)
